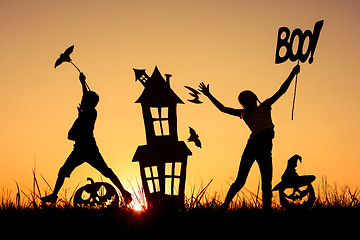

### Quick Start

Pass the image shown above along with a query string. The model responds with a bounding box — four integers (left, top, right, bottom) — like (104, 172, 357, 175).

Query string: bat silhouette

(54, 45, 74, 68)
(188, 127, 201, 148)
(184, 86, 202, 104)
(54, 45, 90, 90)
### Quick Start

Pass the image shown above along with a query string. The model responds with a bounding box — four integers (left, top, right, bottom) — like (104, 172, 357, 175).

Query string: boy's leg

(52, 175, 66, 197)
(41, 150, 82, 203)
(222, 141, 256, 209)
(108, 173, 132, 205)
(108, 172, 125, 194)
(88, 151, 132, 204)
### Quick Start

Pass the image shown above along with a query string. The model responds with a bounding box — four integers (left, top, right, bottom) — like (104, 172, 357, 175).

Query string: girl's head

(81, 91, 99, 109)
(238, 90, 260, 110)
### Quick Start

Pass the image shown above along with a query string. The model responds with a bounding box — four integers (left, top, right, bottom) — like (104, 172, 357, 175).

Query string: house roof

(132, 141, 192, 162)
(135, 66, 184, 105)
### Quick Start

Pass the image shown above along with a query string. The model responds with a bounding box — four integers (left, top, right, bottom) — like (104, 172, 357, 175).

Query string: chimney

(165, 74, 172, 86)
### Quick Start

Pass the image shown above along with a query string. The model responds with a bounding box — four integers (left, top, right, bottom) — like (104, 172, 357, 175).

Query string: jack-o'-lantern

(73, 177, 119, 208)
(273, 155, 316, 210)
(274, 176, 316, 210)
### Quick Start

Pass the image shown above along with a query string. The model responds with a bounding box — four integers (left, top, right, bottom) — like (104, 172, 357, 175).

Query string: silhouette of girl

(199, 64, 300, 210)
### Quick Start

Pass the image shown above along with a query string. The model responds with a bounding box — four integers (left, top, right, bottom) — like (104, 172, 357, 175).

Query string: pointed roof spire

(133, 68, 150, 86)
(134, 66, 184, 105)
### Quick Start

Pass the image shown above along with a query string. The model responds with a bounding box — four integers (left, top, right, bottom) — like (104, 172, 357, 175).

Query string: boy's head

(81, 91, 99, 109)
(238, 90, 259, 110)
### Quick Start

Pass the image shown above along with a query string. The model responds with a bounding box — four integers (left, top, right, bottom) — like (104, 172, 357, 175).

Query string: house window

(150, 107, 169, 136)
(165, 162, 182, 195)
(144, 166, 160, 193)
(139, 74, 148, 84)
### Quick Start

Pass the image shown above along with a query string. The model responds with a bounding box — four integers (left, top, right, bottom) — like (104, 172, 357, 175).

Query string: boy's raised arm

(268, 64, 300, 105)
(79, 72, 88, 94)
(199, 82, 241, 117)
(77, 73, 88, 112)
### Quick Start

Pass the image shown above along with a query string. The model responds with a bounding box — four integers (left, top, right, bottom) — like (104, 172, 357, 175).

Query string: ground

(1, 207, 358, 238)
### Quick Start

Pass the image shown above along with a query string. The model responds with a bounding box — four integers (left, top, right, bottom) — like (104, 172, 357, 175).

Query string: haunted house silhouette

(132, 66, 192, 210)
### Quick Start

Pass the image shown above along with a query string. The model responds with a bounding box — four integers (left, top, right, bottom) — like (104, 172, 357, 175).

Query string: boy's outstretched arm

(199, 82, 241, 117)
(268, 64, 300, 105)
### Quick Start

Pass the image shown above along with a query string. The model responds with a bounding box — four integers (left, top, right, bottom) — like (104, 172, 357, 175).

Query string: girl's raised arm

(268, 64, 300, 105)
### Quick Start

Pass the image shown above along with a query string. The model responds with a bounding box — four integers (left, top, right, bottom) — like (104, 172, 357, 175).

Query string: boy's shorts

(59, 147, 113, 178)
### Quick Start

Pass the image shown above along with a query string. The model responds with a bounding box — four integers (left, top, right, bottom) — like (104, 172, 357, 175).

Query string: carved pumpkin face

(73, 178, 119, 208)
(278, 184, 315, 210)
(273, 173, 316, 210)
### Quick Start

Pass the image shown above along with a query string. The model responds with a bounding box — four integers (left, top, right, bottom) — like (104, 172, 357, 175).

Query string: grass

(1, 173, 359, 237)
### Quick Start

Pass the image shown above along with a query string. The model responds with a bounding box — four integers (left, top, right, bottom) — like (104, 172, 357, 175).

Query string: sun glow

(131, 199, 146, 212)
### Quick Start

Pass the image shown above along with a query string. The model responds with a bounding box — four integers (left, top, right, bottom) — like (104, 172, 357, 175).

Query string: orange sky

(0, 0, 359, 200)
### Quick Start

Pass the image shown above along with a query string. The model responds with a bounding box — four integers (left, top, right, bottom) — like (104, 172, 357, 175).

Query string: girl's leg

(256, 140, 273, 211)
(222, 141, 256, 209)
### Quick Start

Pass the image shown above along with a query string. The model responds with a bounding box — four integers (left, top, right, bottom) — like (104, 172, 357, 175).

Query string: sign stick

(291, 60, 300, 120)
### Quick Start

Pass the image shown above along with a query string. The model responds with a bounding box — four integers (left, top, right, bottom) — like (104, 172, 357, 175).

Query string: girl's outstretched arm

(199, 82, 241, 117)
(268, 64, 300, 105)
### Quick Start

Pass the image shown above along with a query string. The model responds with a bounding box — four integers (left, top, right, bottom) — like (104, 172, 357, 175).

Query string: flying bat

(188, 127, 201, 148)
(54, 45, 90, 90)
(54, 45, 83, 73)
(54, 45, 74, 68)
(184, 86, 202, 104)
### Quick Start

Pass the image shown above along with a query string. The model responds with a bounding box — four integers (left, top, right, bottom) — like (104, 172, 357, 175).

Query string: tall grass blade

(32, 170, 42, 198)
(192, 179, 213, 208)
(69, 181, 82, 206)
(40, 173, 53, 192)
(15, 181, 20, 208)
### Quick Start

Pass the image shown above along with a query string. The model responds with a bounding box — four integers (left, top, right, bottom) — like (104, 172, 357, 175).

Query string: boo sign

(275, 20, 324, 64)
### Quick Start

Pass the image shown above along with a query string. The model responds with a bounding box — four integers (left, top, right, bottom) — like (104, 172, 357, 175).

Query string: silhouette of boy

(199, 64, 300, 211)
(41, 73, 132, 205)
